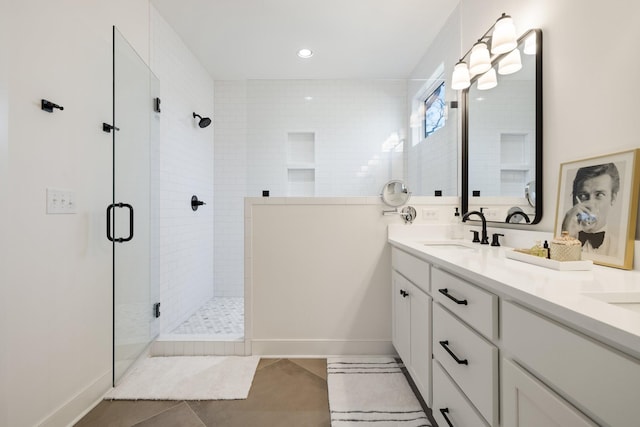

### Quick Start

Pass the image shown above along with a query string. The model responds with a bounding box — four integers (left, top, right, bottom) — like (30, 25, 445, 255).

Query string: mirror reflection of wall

(407, 68, 459, 197)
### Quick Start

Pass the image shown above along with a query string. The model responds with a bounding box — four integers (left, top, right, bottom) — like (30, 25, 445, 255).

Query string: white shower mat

(106, 355, 260, 400)
(327, 357, 430, 427)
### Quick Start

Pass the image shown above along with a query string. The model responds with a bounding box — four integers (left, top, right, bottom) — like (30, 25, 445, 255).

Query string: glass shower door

(111, 27, 160, 385)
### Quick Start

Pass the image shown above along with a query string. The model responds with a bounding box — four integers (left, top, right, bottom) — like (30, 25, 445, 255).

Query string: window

(423, 81, 446, 138)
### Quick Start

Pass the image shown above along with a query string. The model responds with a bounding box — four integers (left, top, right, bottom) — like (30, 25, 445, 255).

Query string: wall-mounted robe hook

(102, 123, 120, 133)
(41, 99, 64, 113)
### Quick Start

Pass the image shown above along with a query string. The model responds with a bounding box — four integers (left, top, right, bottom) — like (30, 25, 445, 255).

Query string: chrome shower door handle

(107, 203, 134, 242)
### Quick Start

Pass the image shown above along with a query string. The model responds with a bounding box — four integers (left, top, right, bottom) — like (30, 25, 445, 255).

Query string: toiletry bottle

(452, 207, 464, 239)
(543, 240, 550, 259)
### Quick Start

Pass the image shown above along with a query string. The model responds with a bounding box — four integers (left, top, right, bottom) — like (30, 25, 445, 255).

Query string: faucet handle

(491, 233, 504, 247)
(470, 230, 480, 243)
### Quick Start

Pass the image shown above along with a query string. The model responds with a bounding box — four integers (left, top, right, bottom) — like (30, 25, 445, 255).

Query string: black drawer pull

(438, 288, 468, 305)
(439, 340, 468, 365)
(399, 289, 409, 298)
(440, 408, 454, 427)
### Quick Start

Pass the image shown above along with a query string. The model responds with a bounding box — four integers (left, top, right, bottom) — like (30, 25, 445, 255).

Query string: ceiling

(150, 0, 457, 80)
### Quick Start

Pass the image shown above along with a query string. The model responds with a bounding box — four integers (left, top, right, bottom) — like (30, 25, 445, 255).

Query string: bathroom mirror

(381, 180, 411, 207)
(462, 29, 542, 225)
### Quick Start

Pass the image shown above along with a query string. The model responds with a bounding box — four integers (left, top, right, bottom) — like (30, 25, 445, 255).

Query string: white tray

(505, 249, 593, 271)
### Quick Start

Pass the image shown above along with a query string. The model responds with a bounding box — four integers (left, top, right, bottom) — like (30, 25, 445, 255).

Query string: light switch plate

(47, 188, 76, 214)
(422, 208, 441, 222)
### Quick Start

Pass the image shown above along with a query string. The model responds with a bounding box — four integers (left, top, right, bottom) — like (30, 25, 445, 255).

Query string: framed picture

(554, 149, 640, 269)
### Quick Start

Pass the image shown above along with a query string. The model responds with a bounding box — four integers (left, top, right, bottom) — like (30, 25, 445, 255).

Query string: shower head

(192, 112, 212, 128)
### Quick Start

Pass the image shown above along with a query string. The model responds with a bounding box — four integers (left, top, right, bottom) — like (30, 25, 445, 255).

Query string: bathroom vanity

(389, 226, 640, 427)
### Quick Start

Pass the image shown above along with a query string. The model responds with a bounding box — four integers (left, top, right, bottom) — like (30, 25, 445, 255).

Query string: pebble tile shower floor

(171, 297, 244, 336)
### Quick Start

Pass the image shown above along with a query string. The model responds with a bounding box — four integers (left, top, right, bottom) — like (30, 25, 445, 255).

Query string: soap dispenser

(452, 207, 464, 239)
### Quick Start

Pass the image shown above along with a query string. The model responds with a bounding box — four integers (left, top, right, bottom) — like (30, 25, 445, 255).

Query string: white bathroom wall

(2, 1, 150, 426)
(213, 81, 248, 297)
(150, 8, 216, 333)
(247, 197, 458, 355)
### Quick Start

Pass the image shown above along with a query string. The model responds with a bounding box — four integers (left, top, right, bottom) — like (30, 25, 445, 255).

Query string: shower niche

(287, 132, 315, 196)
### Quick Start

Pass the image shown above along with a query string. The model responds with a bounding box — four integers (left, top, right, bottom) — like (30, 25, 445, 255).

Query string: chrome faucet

(462, 210, 489, 244)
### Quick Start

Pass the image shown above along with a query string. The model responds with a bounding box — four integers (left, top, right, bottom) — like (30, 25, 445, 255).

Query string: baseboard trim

(251, 339, 394, 356)
(38, 370, 111, 427)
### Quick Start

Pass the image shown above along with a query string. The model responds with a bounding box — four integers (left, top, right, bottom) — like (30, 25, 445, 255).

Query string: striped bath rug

(327, 357, 430, 427)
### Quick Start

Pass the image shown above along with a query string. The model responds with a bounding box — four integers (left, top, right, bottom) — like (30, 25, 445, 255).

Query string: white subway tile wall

(151, 9, 215, 333)
(213, 81, 247, 297)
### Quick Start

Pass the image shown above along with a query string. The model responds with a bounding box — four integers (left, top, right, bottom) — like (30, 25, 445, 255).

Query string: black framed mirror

(462, 29, 542, 225)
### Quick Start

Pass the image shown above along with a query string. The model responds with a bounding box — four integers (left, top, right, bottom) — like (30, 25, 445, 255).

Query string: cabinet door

(502, 358, 598, 427)
(409, 284, 432, 406)
(392, 271, 411, 364)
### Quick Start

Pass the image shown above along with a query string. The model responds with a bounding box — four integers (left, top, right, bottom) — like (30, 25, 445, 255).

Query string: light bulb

(297, 48, 313, 59)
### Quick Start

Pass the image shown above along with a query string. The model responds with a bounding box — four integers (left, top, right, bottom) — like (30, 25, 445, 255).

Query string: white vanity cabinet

(431, 267, 499, 427)
(502, 300, 640, 427)
(388, 237, 640, 427)
(391, 248, 432, 406)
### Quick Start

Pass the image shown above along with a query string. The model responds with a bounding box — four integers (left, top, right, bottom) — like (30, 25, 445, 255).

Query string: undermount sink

(422, 241, 476, 251)
(582, 292, 640, 315)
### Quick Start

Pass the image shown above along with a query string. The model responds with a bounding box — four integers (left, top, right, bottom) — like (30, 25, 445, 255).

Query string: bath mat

(105, 355, 260, 400)
(327, 357, 430, 427)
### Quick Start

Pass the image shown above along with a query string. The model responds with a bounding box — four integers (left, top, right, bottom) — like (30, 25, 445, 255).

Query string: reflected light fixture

(297, 48, 313, 59)
(450, 12, 520, 91)
(524, 32, 537, 55)
(498, 48, 522, 75)
(477, 68, 497, 90)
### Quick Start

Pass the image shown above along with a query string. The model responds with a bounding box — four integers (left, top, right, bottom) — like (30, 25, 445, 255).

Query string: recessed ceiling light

(297, 48, 313, 59)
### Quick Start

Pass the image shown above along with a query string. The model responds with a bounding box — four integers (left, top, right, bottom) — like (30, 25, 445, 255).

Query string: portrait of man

(561, 163, 620, 256)
(554, 149, 640, 269)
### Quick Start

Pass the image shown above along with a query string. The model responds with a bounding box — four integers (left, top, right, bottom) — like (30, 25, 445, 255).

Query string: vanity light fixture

(490, 14, 518, 54)
(297, 48, 313, 59)
(469, 41, 491, 75)
(450, 12, 521, 91)
(451, 60, 471, 90)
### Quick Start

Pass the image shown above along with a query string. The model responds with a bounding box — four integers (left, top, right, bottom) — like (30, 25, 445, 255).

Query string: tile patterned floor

(171, 297, 244, 336)
(75, 359, 330, 427)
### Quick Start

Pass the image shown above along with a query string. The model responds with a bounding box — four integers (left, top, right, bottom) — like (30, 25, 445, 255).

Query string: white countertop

(388, 225, 640, 359)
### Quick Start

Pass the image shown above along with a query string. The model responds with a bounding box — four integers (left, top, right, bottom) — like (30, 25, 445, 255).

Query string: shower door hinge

(153, 302, 161, 318)
(102, 122, 120, 133)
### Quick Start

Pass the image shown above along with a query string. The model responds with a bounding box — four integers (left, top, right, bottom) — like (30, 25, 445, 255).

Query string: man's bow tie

(578, 231, 605, 249)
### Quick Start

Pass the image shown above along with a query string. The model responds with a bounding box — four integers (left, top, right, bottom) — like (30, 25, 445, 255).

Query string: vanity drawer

(433, 303, 498, 426)
(502, 300, 640, 427)
(433, 361, 489, 427)
(432, 267, 497, 340)
(391, 248, 430, 293)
